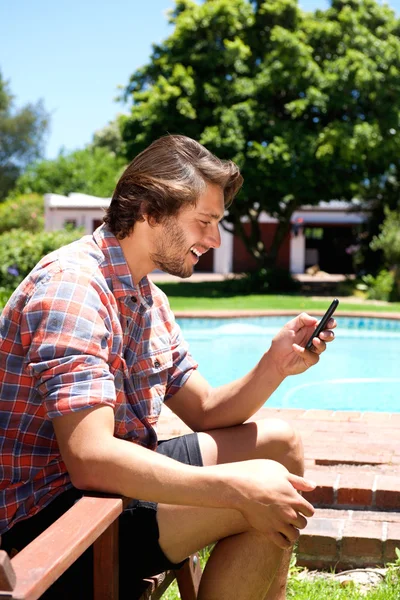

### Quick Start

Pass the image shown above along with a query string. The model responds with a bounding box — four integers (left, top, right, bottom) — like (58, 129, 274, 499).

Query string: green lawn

(156, 281, 400, 313)
(2, 281, 400, 314)
(160, 550, 400, 599)
(162, 573, 400, 600)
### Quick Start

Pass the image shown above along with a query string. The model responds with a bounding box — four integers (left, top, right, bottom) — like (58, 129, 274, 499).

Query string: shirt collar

(93, 224, 153, 307)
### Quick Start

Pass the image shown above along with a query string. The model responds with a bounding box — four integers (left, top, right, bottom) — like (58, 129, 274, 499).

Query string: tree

(91, 118, 126, 156)
(353, 160, 400, 274)
(12, 146, 126, 198)
(120, 0, 400, 269)
(0, 70, 49, 201)
(369, 206, 400, 298)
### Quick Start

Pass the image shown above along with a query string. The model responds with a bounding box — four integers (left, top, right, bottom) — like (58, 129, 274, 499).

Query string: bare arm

(166, 352, 284, 431)
(167, 313, 336, 431)
(53, 404, 226, 507)
(53, 404, 316, 549)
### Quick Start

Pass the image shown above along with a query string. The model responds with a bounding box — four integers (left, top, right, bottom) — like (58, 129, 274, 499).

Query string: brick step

(304, 467, 400, 511)
(298, 508, 400, 570)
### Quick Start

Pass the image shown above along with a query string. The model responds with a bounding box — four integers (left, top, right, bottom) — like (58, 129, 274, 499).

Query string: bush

(0, 287, 12, 311)
(361, 269, 395, 301)
(0, 228, 83, 288)
(0, 193, 44, 234)
(227, 267, 300, 295)
(370, 208, 400, 267)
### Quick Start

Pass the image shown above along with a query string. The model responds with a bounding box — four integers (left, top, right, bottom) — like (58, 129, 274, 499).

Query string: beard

(150, 218, 194, 279)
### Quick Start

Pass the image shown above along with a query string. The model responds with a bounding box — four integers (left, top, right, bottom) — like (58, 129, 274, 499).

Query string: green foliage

(0, 287, 12, 310)
(0, 193, 44, 234)
(361, 269, 394, 301)
(0, 228, 82, 288)
(368, 207, 400, 299)
(355, 163, 400, 274)
(0, 70, 49, 201)
(12, 146, 126, 198)
(121, 0, 400, 269)
(229, 267, 300, 294)
(387, 547, 400, 570)
(370, 207, 400, 267)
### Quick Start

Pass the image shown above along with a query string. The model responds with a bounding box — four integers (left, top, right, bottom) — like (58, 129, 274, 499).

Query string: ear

(145, 214, 159, 228)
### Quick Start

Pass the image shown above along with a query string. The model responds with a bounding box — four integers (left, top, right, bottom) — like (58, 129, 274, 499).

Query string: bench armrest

(0, 495, 123, 600)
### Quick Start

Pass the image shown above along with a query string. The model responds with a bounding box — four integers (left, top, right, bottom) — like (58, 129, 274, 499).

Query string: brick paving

(158, 406, 400, 570)
(298, 508, 400, 570)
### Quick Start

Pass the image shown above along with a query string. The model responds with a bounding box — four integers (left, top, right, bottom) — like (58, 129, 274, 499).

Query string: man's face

(150, 183, 224, 278)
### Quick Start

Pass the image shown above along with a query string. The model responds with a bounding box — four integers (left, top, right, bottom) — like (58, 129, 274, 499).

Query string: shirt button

(154, 360, 161, 368)
(130, 296, 137, 303)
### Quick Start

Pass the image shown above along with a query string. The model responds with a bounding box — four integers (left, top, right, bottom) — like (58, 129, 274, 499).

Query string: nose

(207, 223, 221, 249)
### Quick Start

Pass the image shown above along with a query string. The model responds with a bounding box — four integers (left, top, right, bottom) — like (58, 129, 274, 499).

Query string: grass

(156, 281, 400, 313)
(2, 281, 400, 313)
(287, 572, 400, 599)
(160, 549, 400, 599)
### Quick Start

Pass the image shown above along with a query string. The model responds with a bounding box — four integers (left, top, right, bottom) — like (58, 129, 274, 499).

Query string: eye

(200, 220, 211, 226)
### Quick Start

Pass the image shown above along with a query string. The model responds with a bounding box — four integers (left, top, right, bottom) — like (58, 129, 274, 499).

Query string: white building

(44, 193, 368, 275)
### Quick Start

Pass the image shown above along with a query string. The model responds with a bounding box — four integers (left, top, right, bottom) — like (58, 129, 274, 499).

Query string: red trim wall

(233, 223, 290, 272)
(195, 248, 214, 272)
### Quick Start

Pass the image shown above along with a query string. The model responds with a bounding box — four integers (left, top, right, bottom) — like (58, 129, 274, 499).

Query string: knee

(259, 418, 304, 476)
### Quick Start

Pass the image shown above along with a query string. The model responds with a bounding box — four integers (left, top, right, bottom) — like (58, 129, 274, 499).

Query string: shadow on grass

(157, 269, 361, 299)
(157, 280, 301, 299)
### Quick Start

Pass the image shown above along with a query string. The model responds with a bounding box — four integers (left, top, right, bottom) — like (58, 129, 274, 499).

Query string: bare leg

(157, 418, 305, 600)
(197, 418, 304, 600)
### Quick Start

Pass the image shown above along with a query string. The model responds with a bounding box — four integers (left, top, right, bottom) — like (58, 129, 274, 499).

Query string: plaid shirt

(0, 225, 197, 534)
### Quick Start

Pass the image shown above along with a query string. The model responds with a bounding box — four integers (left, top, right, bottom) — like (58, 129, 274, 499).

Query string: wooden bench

(0, 495, 202, 600)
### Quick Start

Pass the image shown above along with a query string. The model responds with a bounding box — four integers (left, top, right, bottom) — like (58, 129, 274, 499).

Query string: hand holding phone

(305, 298, 339, 350)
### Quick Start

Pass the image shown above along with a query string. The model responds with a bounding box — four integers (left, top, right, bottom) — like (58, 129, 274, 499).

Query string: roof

(44, 193, 111, 209)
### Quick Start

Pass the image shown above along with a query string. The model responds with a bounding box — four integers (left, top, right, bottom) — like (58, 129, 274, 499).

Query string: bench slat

(93, 515, 119, 599)
(0, 550, 16, 592)
(176, 554, 202, 600)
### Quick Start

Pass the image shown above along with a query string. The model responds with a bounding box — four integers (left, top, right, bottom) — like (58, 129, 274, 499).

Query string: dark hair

(103, 134, 243, 239)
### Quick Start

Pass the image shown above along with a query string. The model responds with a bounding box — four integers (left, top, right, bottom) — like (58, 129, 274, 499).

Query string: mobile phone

(305, 298, 339, 350)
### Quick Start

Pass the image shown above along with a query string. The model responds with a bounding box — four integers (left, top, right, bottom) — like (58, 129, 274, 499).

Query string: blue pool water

(177, 316, 400, 412)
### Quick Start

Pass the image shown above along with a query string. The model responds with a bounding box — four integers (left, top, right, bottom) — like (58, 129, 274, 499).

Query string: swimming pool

(177, 316, 400, 413)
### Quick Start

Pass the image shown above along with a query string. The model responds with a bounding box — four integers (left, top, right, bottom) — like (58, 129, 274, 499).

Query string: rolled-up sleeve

(20, 268, 117, 418)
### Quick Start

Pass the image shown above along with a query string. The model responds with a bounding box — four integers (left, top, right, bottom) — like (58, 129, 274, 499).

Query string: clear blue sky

(1, 0, 399, 159)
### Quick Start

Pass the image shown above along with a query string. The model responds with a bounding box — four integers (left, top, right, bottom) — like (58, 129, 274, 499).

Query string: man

(0, 135, 336, 599)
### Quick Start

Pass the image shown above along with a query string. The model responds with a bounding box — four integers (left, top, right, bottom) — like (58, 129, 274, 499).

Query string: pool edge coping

(175, 309, 400, 319)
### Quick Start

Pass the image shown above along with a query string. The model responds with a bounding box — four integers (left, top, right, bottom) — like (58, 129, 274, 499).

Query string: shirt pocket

(130, 347, 173, 424)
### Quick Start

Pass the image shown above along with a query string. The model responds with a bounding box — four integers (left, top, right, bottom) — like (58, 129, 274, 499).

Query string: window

(64, 219, 77, 229)
(92, 219, 103, 231)
(305, 227, 324, 240)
